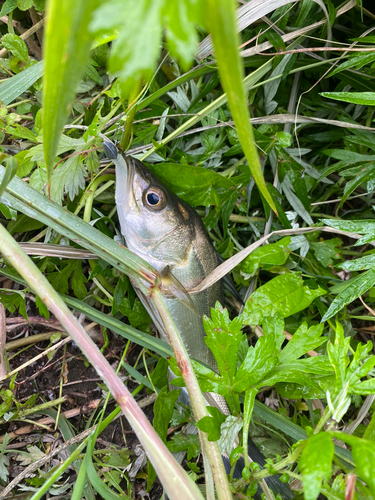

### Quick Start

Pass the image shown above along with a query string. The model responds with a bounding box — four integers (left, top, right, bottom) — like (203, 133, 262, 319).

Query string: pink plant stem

(0, 223, 203, 500)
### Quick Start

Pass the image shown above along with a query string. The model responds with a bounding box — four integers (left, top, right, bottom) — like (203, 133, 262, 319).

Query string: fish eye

(144, 187, 166, 211)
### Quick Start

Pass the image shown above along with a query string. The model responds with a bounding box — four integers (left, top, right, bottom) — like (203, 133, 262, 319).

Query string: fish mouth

(114, 153, 137, 213)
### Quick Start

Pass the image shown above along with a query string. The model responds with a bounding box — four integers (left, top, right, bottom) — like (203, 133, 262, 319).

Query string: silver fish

(114, 151, 222, 375)
(106, 143, 294, 499)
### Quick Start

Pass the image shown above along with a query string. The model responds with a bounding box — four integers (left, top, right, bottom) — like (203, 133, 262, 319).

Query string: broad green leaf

(1, 33, 29, 61)
(167, 434, 201, 460)
(300, 432, 334, 500)
(322, 269, 375, 321)
(279, 323, 326, 364)
(331, 433, 375, 496)
(241, 237, 290, 275)
(0, 60, 43, 105)
(321, 92, 375, 105)
(205, 0, 276, 214)
(242, 273, 326, 325)
(149, 162, 236, 207)
(43, 0, 100, 184)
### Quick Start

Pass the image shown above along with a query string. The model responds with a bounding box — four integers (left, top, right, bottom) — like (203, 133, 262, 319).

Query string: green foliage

(2, 1, 375, 498)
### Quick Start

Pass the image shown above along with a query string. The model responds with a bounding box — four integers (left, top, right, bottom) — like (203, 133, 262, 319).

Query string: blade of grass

(205, 0, 276, 214)
(0, 165, 157, 285)
(43, 0, 99, 187)
(0, 223, 204, 500)
(0, 60, 44, 105)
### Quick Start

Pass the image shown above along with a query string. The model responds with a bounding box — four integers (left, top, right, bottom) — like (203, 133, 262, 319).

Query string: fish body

(114, 153, 221, 372)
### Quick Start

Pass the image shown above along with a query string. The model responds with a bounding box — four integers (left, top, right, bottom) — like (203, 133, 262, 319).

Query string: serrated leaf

(162, 0, 203, 70)
(90, 0, 163, 97)
(280, 323, 326, 364)
(322, 269, 375, 322)
(242, 273, 326, 325)
(232, 334, 278, 392)
(43, 0, 100, 184)
(300, 432, 334, 500)
(203, 303, 243, 385)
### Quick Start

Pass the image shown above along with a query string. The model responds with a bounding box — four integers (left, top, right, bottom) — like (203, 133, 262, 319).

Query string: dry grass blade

(191, 226, 375, 294)
(197, 0, 332, 60)
(240, 0, 355, 58)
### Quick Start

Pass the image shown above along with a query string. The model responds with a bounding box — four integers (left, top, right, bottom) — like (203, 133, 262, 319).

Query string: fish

(104, 142, 294, 499)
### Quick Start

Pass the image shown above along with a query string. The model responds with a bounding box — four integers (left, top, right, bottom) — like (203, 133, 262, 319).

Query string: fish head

(113, 152, 194, 269)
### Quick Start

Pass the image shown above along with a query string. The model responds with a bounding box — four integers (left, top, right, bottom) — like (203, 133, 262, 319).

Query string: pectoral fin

(160, 266, 199, 316)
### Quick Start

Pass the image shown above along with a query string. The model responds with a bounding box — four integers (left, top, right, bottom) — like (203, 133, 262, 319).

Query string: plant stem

(0, 223, 204, 500)
(151, 288, 233, 500)
(120, 79, 143, 151)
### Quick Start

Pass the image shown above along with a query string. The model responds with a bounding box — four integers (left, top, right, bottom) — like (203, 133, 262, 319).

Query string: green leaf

(232, 334, 278, 393)
(0, 291, 27, 320)
(205, 0, 276, 214)
(1, 34, 29, 62)
(149, 162, 236, 207)
(167, 434, 201, 461)
(321, 92, 375, 105)
(310, 238, 341, 268)
(0, 0, 17, 16)
(279, 323, 326, 364)
(153, 387, 180, 444)
(300, 432, 334, 500)
(0, 155, 18, 199)
(241, 273, 326, 325)
(197, 406, 226, 441)
(0, 60, 43, 105)
(203, 303, 243, 386)
(16, 0, 33, 10)
(90, 0, 164, 97)
(336, 254, 375, 271)
(217, 415, 243, 456)
(35, 294, 50, 321)
(43, 0, 99, 184)
(6, 123, 37, 142)
(331, 433, 375, 495)
(70, 261, 88, 300)
(322, 269, 375, 322)
(162, 0, 203, 70)
(241, 237, 291, 275)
